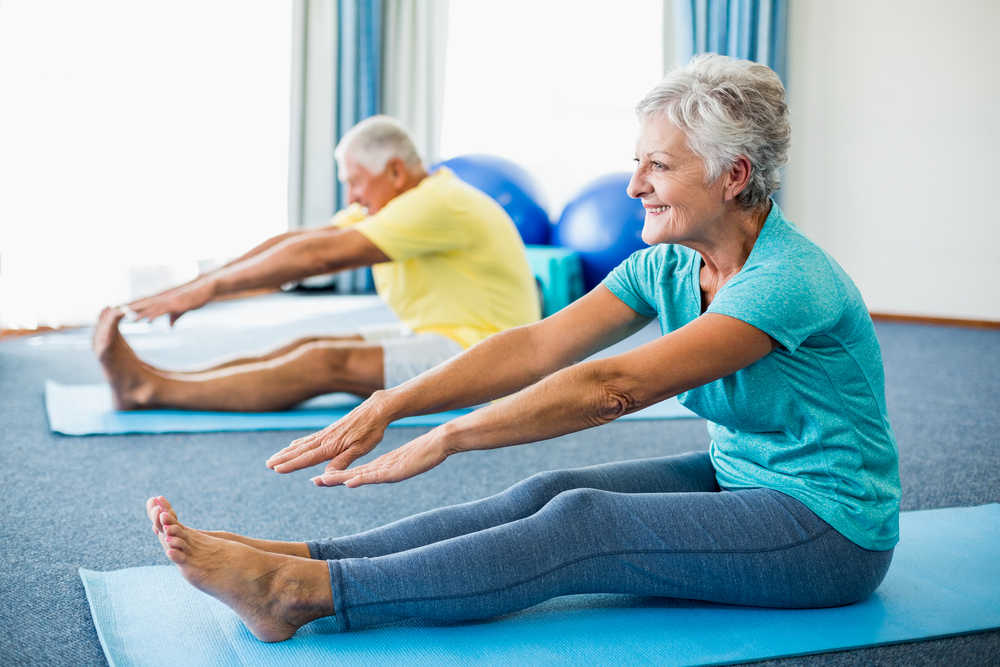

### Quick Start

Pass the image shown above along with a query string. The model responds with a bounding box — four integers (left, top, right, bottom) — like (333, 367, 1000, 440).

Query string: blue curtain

(673, 0, 787, 83)
(336, 0, 382, 208)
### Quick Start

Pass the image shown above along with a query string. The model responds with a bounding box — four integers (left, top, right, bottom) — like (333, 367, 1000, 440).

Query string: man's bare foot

(152, 499, 334, 642)
(93, 307, 159, 410)
(146, 497, 310, 558)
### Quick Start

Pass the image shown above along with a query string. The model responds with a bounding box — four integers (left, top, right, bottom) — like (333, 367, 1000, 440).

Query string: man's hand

(129, 277, 216, 325)
(266, 396, 394, 476)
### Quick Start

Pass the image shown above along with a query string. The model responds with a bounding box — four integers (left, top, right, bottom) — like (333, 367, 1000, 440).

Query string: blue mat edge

(77, 505, 1000, 667)
(46, 381, 699, 437)
(79, 567, 122, 667)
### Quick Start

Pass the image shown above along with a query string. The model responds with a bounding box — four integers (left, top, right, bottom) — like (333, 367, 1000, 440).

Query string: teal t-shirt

(602, 203, 900, 551)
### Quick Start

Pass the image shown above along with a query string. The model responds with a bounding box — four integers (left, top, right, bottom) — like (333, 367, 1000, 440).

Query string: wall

(781, 0, 1000, 322)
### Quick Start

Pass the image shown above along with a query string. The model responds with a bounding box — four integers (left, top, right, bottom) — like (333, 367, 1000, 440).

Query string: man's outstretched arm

(129, 228, 389, 323)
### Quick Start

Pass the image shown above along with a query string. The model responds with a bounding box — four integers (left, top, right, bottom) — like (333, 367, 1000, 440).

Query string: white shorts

(357, 323, 464, 389)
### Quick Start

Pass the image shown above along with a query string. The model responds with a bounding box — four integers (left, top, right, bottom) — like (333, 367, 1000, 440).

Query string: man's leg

(94, 307, 384, 411)
(157, 334, 365, 373)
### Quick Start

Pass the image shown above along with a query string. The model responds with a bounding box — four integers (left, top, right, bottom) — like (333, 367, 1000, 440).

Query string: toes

(165, 546, 187, 565)
(147, 497, 176, 532)
(161, 512, 181, 533)
(157, 496, 176, 517)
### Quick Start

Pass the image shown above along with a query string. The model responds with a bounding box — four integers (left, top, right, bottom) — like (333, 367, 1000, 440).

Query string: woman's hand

(311, 425, 456, 488)
(266, 395, 393, 476)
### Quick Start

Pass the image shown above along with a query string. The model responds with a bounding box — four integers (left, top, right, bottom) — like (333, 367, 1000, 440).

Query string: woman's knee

(540, 487, 617, 523)
(297, 341, 370, 378)
(505, 469, 592, 507)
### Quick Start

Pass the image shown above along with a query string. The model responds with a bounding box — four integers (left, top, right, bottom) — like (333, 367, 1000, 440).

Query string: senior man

(94, 115, 540, 412)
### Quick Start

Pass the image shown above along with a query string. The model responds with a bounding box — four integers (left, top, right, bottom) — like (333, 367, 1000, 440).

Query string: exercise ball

(554, 173, 647, 291)
(435, 154, 551, 245)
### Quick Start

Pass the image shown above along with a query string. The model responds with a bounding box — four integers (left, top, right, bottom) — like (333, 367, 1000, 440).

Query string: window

(0, 2, 291, 329)
(440, 0, 663, 219)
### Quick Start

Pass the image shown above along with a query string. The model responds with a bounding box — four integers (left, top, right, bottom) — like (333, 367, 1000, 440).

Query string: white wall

(782, 0, 1000, 322)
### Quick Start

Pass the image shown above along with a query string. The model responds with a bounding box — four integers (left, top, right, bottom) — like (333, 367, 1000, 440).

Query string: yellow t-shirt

(331, 168, 540, 348)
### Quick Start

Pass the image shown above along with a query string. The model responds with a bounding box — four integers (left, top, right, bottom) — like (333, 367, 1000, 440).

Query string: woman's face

(627, 119, 729, 247)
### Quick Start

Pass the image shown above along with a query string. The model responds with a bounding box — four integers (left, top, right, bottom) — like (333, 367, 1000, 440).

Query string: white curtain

(287, 0, 449, 230)
(381, 0, 450, 168)
(288, 0, 340, 230)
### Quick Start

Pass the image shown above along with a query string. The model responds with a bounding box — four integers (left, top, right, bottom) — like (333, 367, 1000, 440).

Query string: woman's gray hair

(636, 53, 790, 209)
(335, 115, 423, 178)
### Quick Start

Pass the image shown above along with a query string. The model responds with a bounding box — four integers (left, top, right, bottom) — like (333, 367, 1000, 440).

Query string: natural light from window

(0, 2, 291, 330)
(440, 0, 664, 220)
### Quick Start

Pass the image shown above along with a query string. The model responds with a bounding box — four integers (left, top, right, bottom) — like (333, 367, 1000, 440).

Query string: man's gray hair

(636, 53, 790, 210)
(335, 115, 423, 179)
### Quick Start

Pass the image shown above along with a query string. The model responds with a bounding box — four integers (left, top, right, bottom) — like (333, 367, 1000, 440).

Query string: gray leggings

(308, 451, 893, 632)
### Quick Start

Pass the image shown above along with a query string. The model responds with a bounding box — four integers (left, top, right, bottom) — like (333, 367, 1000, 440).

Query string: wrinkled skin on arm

(309, 311, 777, 488)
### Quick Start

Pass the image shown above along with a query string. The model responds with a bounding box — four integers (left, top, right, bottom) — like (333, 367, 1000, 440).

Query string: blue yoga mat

(80, 504, 1000, 667)
(45, 380, 698, 436)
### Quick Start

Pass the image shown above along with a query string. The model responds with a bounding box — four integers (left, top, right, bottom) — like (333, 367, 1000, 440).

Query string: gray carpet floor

(1, 292, 998, 666)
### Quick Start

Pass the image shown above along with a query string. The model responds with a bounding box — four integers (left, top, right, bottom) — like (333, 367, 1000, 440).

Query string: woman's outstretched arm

(311, 311, 779, 488)
(266, 286, 653, 476)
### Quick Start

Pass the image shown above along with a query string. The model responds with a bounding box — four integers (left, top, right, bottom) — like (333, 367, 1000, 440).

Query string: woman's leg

(326, 485, 893, 632)
(309, 450, 720, 560)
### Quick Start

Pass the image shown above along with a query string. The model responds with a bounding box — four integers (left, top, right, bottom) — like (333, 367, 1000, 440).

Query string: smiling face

(627, 119, 731, 248)
(342, 156, 400, 215)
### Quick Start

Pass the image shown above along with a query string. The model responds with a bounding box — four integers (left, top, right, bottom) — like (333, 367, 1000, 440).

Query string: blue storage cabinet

(525, 245, 585, 317)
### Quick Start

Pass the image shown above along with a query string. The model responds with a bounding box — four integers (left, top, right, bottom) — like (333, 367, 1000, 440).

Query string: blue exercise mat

(45, 380, 698, 436)
(80, 504, 1000, 667)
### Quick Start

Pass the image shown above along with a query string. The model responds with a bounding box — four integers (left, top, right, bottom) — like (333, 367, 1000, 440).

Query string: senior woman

(147, 54, 900, 643)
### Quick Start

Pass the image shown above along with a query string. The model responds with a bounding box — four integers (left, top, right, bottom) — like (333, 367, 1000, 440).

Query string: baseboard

(0, 326, 81, 341)
(869, 312, 1000, 330)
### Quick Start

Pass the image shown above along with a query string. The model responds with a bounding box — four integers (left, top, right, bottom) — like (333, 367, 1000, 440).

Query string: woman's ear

(723, 155, 753, 201)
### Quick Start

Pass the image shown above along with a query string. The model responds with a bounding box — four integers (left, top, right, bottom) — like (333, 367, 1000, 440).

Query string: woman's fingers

(268, 425, 334, 465)
(268, 424, 385, 475)
(311, 435, 448, 488)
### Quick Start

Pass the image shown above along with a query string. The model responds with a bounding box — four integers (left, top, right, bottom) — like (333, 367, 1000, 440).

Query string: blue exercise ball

(434, 154, 551, 245)
(554, 173, 647, 291)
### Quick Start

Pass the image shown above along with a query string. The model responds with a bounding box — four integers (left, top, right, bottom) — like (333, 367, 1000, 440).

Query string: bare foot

(153, 499, 333, 642)
(146, 497, 310, 558)
(93, 307, 158, 410)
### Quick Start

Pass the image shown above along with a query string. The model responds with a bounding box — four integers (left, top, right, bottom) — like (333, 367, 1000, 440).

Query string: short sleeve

(329, 204, 368, 228)
(352, 185, 471, 261)
(708, 256, 845, 354)
(602, 249, 660, 318)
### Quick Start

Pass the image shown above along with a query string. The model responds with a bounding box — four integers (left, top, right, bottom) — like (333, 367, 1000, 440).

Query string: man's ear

(386, 157, 408, 191)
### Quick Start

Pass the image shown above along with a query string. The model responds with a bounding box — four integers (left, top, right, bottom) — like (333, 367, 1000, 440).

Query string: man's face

(343, 157, 398, 215)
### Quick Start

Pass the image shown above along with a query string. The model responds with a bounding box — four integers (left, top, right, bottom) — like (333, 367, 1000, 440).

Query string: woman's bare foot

(146, 497, 310, 558)
(93, 307, 159, 410)
(151, 498, 334, 642)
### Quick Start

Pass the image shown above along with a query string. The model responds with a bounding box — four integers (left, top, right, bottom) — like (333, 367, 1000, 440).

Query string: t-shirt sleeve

(352, 188, 471, 261)
(707, 256, 845, 354)
(329, 203, 369, 228)
(601, 249, 660, 318)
